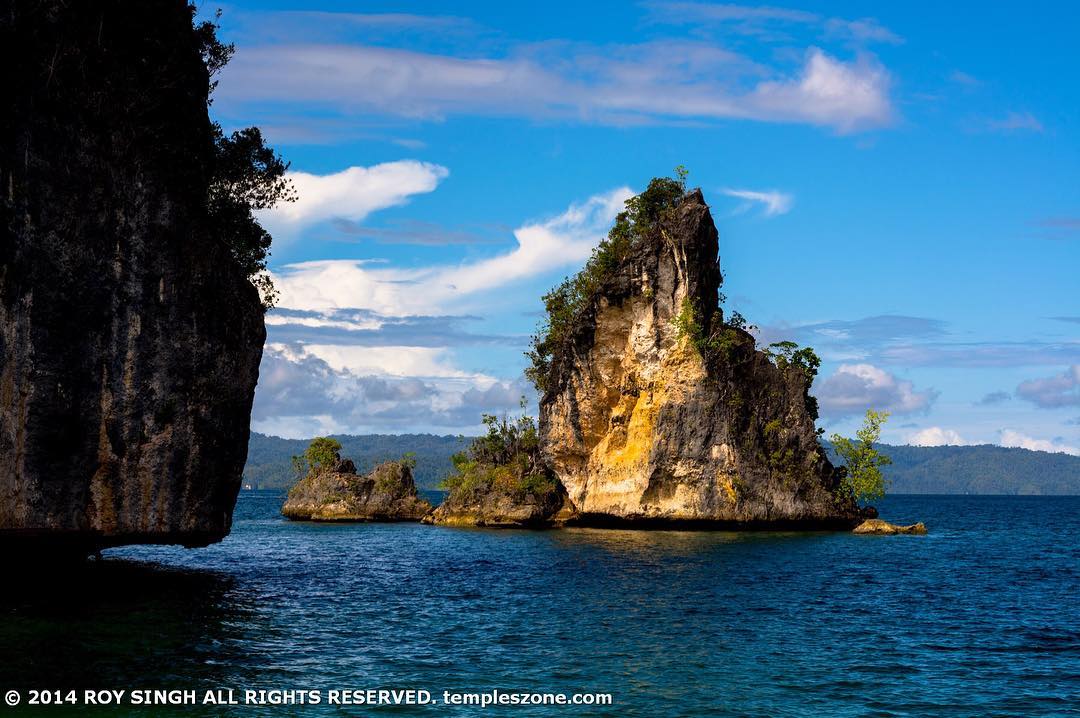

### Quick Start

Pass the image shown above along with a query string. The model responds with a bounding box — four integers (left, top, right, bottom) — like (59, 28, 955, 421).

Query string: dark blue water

(2, 494, 1078, 716)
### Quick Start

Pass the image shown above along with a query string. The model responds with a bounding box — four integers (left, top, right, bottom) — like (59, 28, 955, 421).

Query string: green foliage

(673, 297, 750, 362)
(304, 436, 342, 471)
(526, 169, 690, 392)
(674, 297, 704, 347)
(440, 410, 557, 501)
(765, 341, 821, 378)
(194, 9, 295, 309)
(763, 341, 822, 420)
(831, 410, 892, 505)
(400, 451, 418, 470)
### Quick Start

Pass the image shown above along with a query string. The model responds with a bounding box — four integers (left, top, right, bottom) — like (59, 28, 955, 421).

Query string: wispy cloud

(644, 3, 902, 45)
(269, 186, 631, 316)
(330, 218, 502, 246)
(948, 70, 981, 87)
(824, 17, 902, 45)
(1034, 218, 1080, 240)
(259, 161, 449, 243)
(722, 187, 793, 216)
(217, 37, 893, 134)
(881, 341, 1080, 368)
(985, 111, 1044, 133)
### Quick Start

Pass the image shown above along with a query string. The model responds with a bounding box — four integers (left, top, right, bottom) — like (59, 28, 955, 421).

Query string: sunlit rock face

(539, 190, 861, 527)
(0, 1, 264, 554)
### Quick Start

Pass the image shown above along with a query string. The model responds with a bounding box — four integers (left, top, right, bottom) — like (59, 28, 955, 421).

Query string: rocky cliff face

(539, 189, 861, 527)
(283, 460, 432, 522)
(0, 1, 264, 553)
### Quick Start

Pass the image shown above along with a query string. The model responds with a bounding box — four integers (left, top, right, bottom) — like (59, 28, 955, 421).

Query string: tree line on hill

(242, 432, 1080, 496)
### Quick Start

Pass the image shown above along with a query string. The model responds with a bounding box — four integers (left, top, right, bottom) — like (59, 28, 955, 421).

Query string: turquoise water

(2, 493, 1079, 716)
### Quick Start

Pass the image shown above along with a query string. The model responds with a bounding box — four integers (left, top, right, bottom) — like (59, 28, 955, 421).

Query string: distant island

(244, 432, 1080, 496)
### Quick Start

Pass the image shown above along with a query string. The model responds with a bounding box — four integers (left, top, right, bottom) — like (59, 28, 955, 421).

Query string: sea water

(2, 493, 1077, 716)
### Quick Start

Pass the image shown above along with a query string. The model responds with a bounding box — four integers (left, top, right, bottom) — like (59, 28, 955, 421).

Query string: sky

(203, 1, 1080, 453)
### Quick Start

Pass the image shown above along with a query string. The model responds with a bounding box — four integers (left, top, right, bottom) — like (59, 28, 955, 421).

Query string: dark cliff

(538, 188, 862, 527)
(0, 1, 265, 552)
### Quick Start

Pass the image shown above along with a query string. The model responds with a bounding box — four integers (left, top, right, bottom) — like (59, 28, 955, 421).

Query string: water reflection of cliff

(0, 561, 253, 691)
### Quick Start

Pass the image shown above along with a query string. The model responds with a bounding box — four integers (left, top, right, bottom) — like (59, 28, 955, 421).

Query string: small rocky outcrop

(532, 180, 864, 528)
(282, 460, 432, 522)
(853, 519, 927, 535)
(1, 1, 264, 554)
(424, 414, 575, 528)
(423, 485, 574, 528)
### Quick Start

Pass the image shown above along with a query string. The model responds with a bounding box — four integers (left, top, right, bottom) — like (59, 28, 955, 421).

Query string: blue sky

(204, 1, 1080, 452)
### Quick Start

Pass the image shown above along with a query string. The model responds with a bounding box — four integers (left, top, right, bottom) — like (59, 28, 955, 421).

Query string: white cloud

(749, 48, 891, 132)
(815, 363, 937, 418)
(218, 41, 893, 133)
(269, 187, 631, 315)
(908, 427, 969, 447)
(259, 160, 448, 242)
(722, 187, 793, 216)
(999, 429, 1080, 456)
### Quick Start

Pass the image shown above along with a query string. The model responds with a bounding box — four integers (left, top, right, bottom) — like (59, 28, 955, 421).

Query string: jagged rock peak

(537, 184, 862, 528)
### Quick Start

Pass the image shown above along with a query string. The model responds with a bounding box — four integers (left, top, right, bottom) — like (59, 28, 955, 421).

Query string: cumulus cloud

(1016, 365, 1080, 408)
(814, 363, 937, 418)
(217, 40, 893, 133)
(269, 186, 631, 315)
(258, 161, 449, 242)
(745, 48, 892, 132)
(908, 427, 969, 447)
(252, 344, 530, 437)
(722, 188, 793, 216)
(999, 429, 1080, 456)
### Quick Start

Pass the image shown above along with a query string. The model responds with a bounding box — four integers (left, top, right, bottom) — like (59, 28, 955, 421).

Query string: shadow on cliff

(0, 560, 254, 690)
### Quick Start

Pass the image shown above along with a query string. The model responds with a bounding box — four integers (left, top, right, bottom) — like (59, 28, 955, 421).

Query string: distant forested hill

(848, 443, 1080, 495)
(244, 433, 1080, 495)
(243, 433, 467, 490)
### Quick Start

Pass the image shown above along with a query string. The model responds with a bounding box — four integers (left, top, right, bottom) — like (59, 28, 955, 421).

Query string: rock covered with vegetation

(0, 2, 289, 554)
(423, 413, 574, 527)
(282, 439, 432, 521)
(529, 171, 864, 527)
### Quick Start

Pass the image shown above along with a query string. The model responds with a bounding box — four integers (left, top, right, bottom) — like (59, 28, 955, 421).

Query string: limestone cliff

(0, 1, 264, 553)
(283, 460, 432, 522)
(536, 187, 862, 528)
